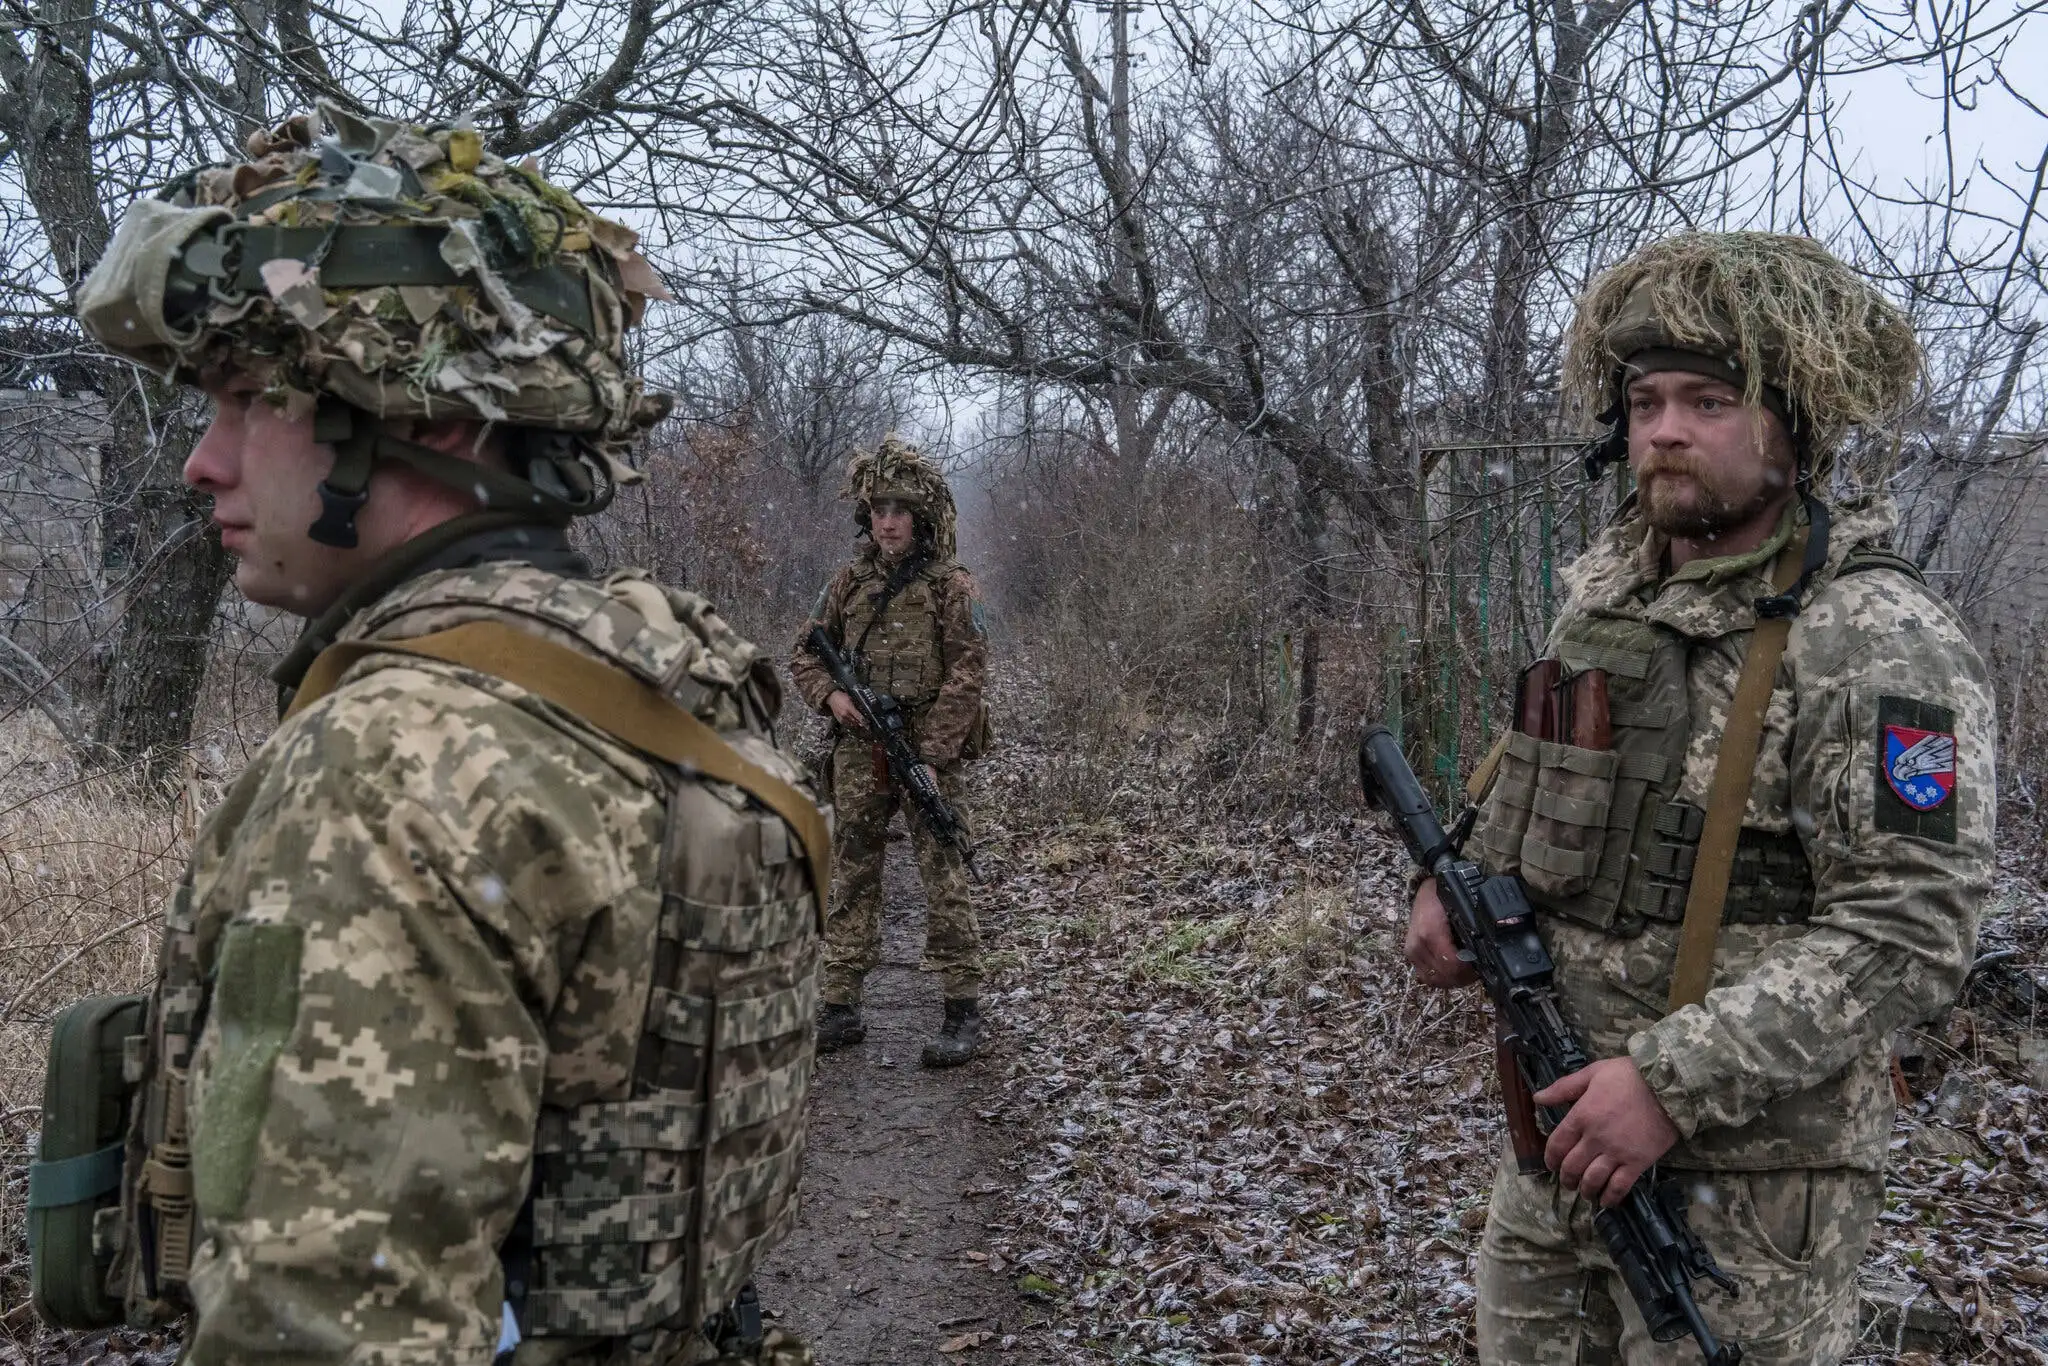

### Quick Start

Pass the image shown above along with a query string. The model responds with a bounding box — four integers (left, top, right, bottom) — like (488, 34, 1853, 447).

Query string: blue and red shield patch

(1876, 697, 1960, 841)
(1884, 724, 1956, 811)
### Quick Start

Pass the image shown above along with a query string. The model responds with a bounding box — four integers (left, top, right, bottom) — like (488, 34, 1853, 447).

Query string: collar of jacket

(1567, 495, 1899, 641)
(270, 512, 590, 707)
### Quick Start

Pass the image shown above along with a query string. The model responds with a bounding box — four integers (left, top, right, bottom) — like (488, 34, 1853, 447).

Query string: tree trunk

(3, 0, 239, 778)
(1293, 475, 1332, 744)
(91, 388, 231, 783)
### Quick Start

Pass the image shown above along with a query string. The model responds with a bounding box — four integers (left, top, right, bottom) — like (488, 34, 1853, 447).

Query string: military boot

(816, 1002, 865, 1052)
(920, 998, 982, 1069)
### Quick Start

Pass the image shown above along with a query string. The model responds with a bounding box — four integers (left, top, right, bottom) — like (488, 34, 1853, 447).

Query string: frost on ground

(966, 721, 2048, 1365)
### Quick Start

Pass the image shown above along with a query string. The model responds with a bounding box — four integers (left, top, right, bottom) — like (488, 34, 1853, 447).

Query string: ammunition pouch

(29, 993, 147, 1329)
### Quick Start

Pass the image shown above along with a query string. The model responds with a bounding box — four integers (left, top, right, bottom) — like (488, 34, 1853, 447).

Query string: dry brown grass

(0, 709, 250, 1338)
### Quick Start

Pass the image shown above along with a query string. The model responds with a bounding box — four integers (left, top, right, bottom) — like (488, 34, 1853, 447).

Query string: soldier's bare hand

(1534, 1058, 1679, 1208)
(826, 691, 864, 730)
(1405, 879, 1479, 989)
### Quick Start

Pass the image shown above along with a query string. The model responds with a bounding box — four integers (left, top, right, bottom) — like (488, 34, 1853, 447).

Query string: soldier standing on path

(789, 438, 993, 1069)
(1404, 233, 1996, 1364)
(57, 106, 820, 1365)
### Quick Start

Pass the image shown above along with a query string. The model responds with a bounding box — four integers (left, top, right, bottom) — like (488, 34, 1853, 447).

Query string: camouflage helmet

(843, 435, 957, 559)
(1562, 231, 1921, 482)
(77, 103, 673, 546)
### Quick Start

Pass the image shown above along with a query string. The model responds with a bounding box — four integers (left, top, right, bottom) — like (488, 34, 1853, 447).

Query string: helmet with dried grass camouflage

(1563, 231, 1922, 481)
(77, 102, 673, 545)
(843, 435, 958, 559)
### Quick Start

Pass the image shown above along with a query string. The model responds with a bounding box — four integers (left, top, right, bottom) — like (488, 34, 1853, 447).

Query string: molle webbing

(649, 980, 820, 1049)
(287, 618, 823, 1341)
(128, 881, 205, 1316)
(1633, 802, 1815, 925)
(849, 554, 930, 660)
(842, 559, 947, 706)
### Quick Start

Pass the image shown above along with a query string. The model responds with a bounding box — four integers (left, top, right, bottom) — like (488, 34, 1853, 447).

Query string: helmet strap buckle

(1581, 396, 1628, 480)
(308, 482, 371, 548)
(308, 396, 377, 548)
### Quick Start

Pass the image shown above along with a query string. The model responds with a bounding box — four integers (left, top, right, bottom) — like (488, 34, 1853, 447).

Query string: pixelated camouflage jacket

(787, 548, 987, 767)
(153, 561, 817, 1366)
(1532, 496, 1995, 1171)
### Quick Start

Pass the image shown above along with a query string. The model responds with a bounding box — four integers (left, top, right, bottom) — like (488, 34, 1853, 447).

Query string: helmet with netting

(77, 102, 673, 545)
(843, 435, 957, 559)
(1563, 231, 1921, 484)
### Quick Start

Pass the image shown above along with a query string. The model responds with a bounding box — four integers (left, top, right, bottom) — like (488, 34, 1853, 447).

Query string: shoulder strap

(1667, 534, 1806, 1012)
(284, 622, 831, 905)
(1466, 730, 1512, 805)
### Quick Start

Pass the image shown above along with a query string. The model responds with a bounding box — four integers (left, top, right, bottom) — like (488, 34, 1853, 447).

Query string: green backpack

(30, 992, 147, 1329)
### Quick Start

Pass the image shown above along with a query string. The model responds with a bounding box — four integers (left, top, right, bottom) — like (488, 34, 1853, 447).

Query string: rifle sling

(1666, 533, 1806, 1013)
(1466, 731, 1513, 805)
(284, 622, 831, 906)
(849, 553, 930, 661)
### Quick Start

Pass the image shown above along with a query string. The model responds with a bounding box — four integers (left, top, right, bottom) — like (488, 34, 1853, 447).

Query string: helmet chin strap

(1580, 399, 1630, 480)
(308, 398, 378, 547)
(307, 397, 609, 548)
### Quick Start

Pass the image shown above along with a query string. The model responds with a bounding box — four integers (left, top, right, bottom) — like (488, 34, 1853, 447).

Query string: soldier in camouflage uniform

(1404, 233, 1995, 1364)
(787, 438, 992, 1069)
(73, 106, 819, 1365)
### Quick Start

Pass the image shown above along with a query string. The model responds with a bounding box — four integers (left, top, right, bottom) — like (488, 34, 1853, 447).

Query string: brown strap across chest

(286, 621, 831, 904)
(1666, 534, 1805, 1012)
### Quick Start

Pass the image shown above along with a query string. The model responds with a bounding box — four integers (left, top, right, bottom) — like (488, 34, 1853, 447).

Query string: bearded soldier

(1404, 233, 1995, 1363)
(38, 107, 822, 1365)
(788, 439, 992, 1069)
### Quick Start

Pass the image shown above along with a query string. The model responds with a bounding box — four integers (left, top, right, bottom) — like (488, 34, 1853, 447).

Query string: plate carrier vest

(114, 567, 824, 1346)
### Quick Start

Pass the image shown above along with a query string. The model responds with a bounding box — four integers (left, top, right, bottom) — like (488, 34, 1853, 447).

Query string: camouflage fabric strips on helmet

(78, 102, 672, 457)
(842, 435, 960, 559)
(1560, 232, 1921, 473)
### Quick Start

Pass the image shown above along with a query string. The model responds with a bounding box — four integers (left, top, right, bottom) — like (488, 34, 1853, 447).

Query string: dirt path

(754, 837, 1053, 1364)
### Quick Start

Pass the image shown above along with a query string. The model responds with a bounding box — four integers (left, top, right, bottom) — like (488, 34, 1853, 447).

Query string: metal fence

(1388, 439, 1632, 800)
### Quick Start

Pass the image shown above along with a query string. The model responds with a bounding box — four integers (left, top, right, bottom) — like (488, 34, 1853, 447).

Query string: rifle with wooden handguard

(1358, 724, 1740, 1365)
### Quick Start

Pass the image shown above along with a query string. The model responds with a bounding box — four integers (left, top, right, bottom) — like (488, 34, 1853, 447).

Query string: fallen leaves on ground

(961, 695, 2048, 1365)
(939, 1330, 997, 1353)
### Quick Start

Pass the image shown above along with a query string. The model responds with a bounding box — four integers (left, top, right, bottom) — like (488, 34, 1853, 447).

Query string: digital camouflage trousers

(820, 736, 981, 1003)
(1476, 1139, 1883, 1365)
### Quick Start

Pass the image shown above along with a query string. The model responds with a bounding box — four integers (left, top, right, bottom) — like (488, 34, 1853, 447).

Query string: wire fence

(1388, 439, 1632, 802)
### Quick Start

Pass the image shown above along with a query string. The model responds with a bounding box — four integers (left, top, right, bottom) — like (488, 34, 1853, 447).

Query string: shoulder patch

(1876, 695, 1958, 842)
(970, 598, 987, 637)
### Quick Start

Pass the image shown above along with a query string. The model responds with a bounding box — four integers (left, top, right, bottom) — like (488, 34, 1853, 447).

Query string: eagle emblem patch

(1875, 696, 1960, 841)
(1884, 725, 1955, 811)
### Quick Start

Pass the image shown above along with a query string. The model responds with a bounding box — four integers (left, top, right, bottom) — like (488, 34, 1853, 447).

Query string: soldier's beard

(1637, 456, 1790, 541)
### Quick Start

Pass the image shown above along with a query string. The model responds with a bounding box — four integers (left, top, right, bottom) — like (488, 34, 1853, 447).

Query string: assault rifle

(806, 626, 980, 882)
(1357, 724, 1741, 1366)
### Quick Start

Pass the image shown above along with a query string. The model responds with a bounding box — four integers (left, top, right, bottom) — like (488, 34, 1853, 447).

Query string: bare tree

(0, 0, 733, 776)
